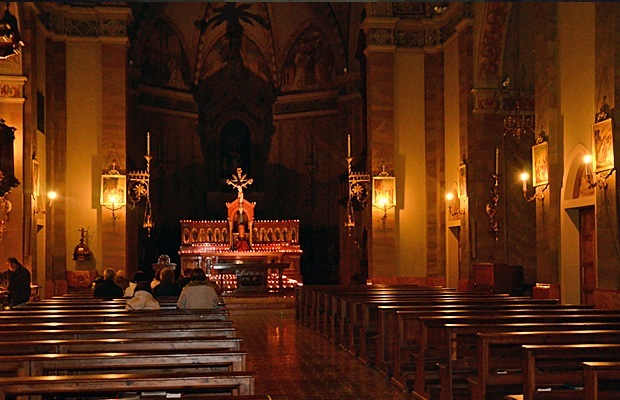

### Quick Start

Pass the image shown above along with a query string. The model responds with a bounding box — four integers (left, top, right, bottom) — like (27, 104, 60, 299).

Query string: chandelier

(503, 100, 534, 139)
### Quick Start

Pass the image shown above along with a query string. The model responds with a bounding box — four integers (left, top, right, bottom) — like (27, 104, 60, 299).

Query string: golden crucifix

(226, 167, 253, 199)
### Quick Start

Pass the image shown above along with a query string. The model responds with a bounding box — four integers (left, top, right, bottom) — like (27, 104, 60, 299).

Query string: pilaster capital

(0, 75, 27, 100)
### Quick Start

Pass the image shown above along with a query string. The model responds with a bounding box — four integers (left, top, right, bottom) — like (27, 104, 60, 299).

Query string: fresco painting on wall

(532, 141, 549, 187)
(593, 118, 614, 173)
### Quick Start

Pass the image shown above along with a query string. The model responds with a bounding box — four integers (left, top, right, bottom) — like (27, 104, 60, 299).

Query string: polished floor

(226, 295, 410, 400)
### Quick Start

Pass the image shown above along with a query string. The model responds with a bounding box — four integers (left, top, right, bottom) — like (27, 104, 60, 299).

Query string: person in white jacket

(125, 281, 160, 310)
(177, 268, 221, 310)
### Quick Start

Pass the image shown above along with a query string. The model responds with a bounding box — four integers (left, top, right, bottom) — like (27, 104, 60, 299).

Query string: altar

(178, 168, 302, 291)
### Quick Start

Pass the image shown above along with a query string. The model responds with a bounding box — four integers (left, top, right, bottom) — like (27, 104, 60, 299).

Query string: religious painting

(457, 162, 467, 199)
(532, 142, 549, 187)
(100, 173, 126, 207)
(32, 158, 40, 199)
(593, 118, 614, 173)
(372, 176, 396, 208)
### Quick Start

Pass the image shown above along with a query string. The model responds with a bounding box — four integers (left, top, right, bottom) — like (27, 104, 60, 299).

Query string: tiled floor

(227, 296, 410, 400)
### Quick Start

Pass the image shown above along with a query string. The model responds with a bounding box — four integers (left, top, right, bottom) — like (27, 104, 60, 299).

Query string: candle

(522, 177, 527, 192)
(347, 134, 351, 158)
(147, 132, 151, 156)
(495, 148, 499, 175)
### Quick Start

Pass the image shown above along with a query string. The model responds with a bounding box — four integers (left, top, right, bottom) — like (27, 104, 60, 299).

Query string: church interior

(0, 2, 619, 399)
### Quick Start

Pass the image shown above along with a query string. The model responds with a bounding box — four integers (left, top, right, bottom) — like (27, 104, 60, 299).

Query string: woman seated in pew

(153, 267, 181, 297)
(177, 268, 221, 309)
(124, 270, 146, 297)
(125, 281, 160, 310)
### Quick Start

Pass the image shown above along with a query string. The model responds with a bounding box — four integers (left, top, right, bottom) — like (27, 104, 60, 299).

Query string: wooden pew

(340, 293, 517, 353)
(0, 371, 256, 398)
(362, 301, 583, 367)
(0, 319, 234, 331)
(467, 330, 620, 400)
(375, 304, 590, 377)
(0, 326, 237, 341)
(0, 310, 229, 323)
(583, 361, 620, 400)
(408, 314, 620, 399)
(0, 337, 243, 355)
(0, 350, 248, 377)
(352, 298, 560, 363)
(521, 344, 620, 400)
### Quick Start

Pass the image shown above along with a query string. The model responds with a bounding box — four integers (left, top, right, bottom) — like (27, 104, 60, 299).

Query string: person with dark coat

(93, 268, 124, 299)
(153, 267, 181, 297)
(3, 257, 31, 307)
(176, 267, 193, 290)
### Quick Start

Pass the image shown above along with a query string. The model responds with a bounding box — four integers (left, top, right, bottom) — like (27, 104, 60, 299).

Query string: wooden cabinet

(472, 263, 523, 296)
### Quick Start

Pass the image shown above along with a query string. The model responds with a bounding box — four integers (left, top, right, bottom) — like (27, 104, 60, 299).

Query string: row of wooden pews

(296, 284, 620, 400)
(0, 294, 271, 400)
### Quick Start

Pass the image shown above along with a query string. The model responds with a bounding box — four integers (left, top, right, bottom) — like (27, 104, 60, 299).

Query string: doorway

(579, 206, 596, 305)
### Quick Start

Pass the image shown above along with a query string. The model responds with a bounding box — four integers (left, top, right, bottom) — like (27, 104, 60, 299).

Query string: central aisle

(227, 296, 410, 400)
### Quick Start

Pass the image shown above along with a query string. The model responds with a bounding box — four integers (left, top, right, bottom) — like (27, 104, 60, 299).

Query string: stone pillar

(534, 3, 561, 284)
(424, 51, 446, 278)
(45, 39, 68, 297)
(101, 42, 127, 271)
(362, 16, 398, 278)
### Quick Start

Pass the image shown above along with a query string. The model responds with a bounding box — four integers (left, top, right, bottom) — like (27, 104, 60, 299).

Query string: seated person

(114, 269, 130, 291)
(176, 267, 193, 290)
(177, 268, 221, 309)
(125, 281, 160, 310)
(94, 268, 124, 299)
(124, 270, 146, 297)
(234, 223, 251, 251)
(3, 257, 31, 307)
(153, 267, 181, 297)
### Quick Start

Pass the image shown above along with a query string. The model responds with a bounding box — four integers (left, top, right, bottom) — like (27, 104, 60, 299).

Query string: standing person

(125, 281, 160, 310)
(177, 268, 221, 309)
(3, 257, 31, 307)
(93, 268, 124, 299)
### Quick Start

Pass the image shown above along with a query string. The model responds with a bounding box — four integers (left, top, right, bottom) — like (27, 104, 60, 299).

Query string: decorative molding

(477, 2, 512, 82)
(363, 4, 473, 50)
(471, 88, 534, 115)
(34, 3, 130, 38)
(0, 76, 27, 99)
(274, 90, 340, 115)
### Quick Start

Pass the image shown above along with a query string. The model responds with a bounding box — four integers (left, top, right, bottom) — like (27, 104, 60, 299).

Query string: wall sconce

(520, 172, 548, 202)
(100, 162, 126, 220)
(35, 190, 57, 214)
(372, 166, 395, 222)
(583, 154, 614, 190)
(445, 191, 464, 217)
(100, 133, 153, 235)
(345, 134, 370, 234)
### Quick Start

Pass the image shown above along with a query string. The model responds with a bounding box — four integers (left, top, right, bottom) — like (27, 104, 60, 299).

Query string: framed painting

(532, 142, 549, 187)
(32, 158, 40, 199)
(592, 118, 614, 173)
(372, 176, 396, 208)
(100, 173, 126, 207)
(457, 162, 467, 199)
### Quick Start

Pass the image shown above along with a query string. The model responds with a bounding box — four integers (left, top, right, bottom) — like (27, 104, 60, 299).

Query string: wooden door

(579, 206, 596, 305)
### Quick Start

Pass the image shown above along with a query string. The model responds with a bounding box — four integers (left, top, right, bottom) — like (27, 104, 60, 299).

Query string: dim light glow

(520, 172, 529, 182)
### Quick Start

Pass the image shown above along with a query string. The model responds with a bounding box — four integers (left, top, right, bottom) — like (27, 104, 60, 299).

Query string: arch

(562, 143, 595, 204)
